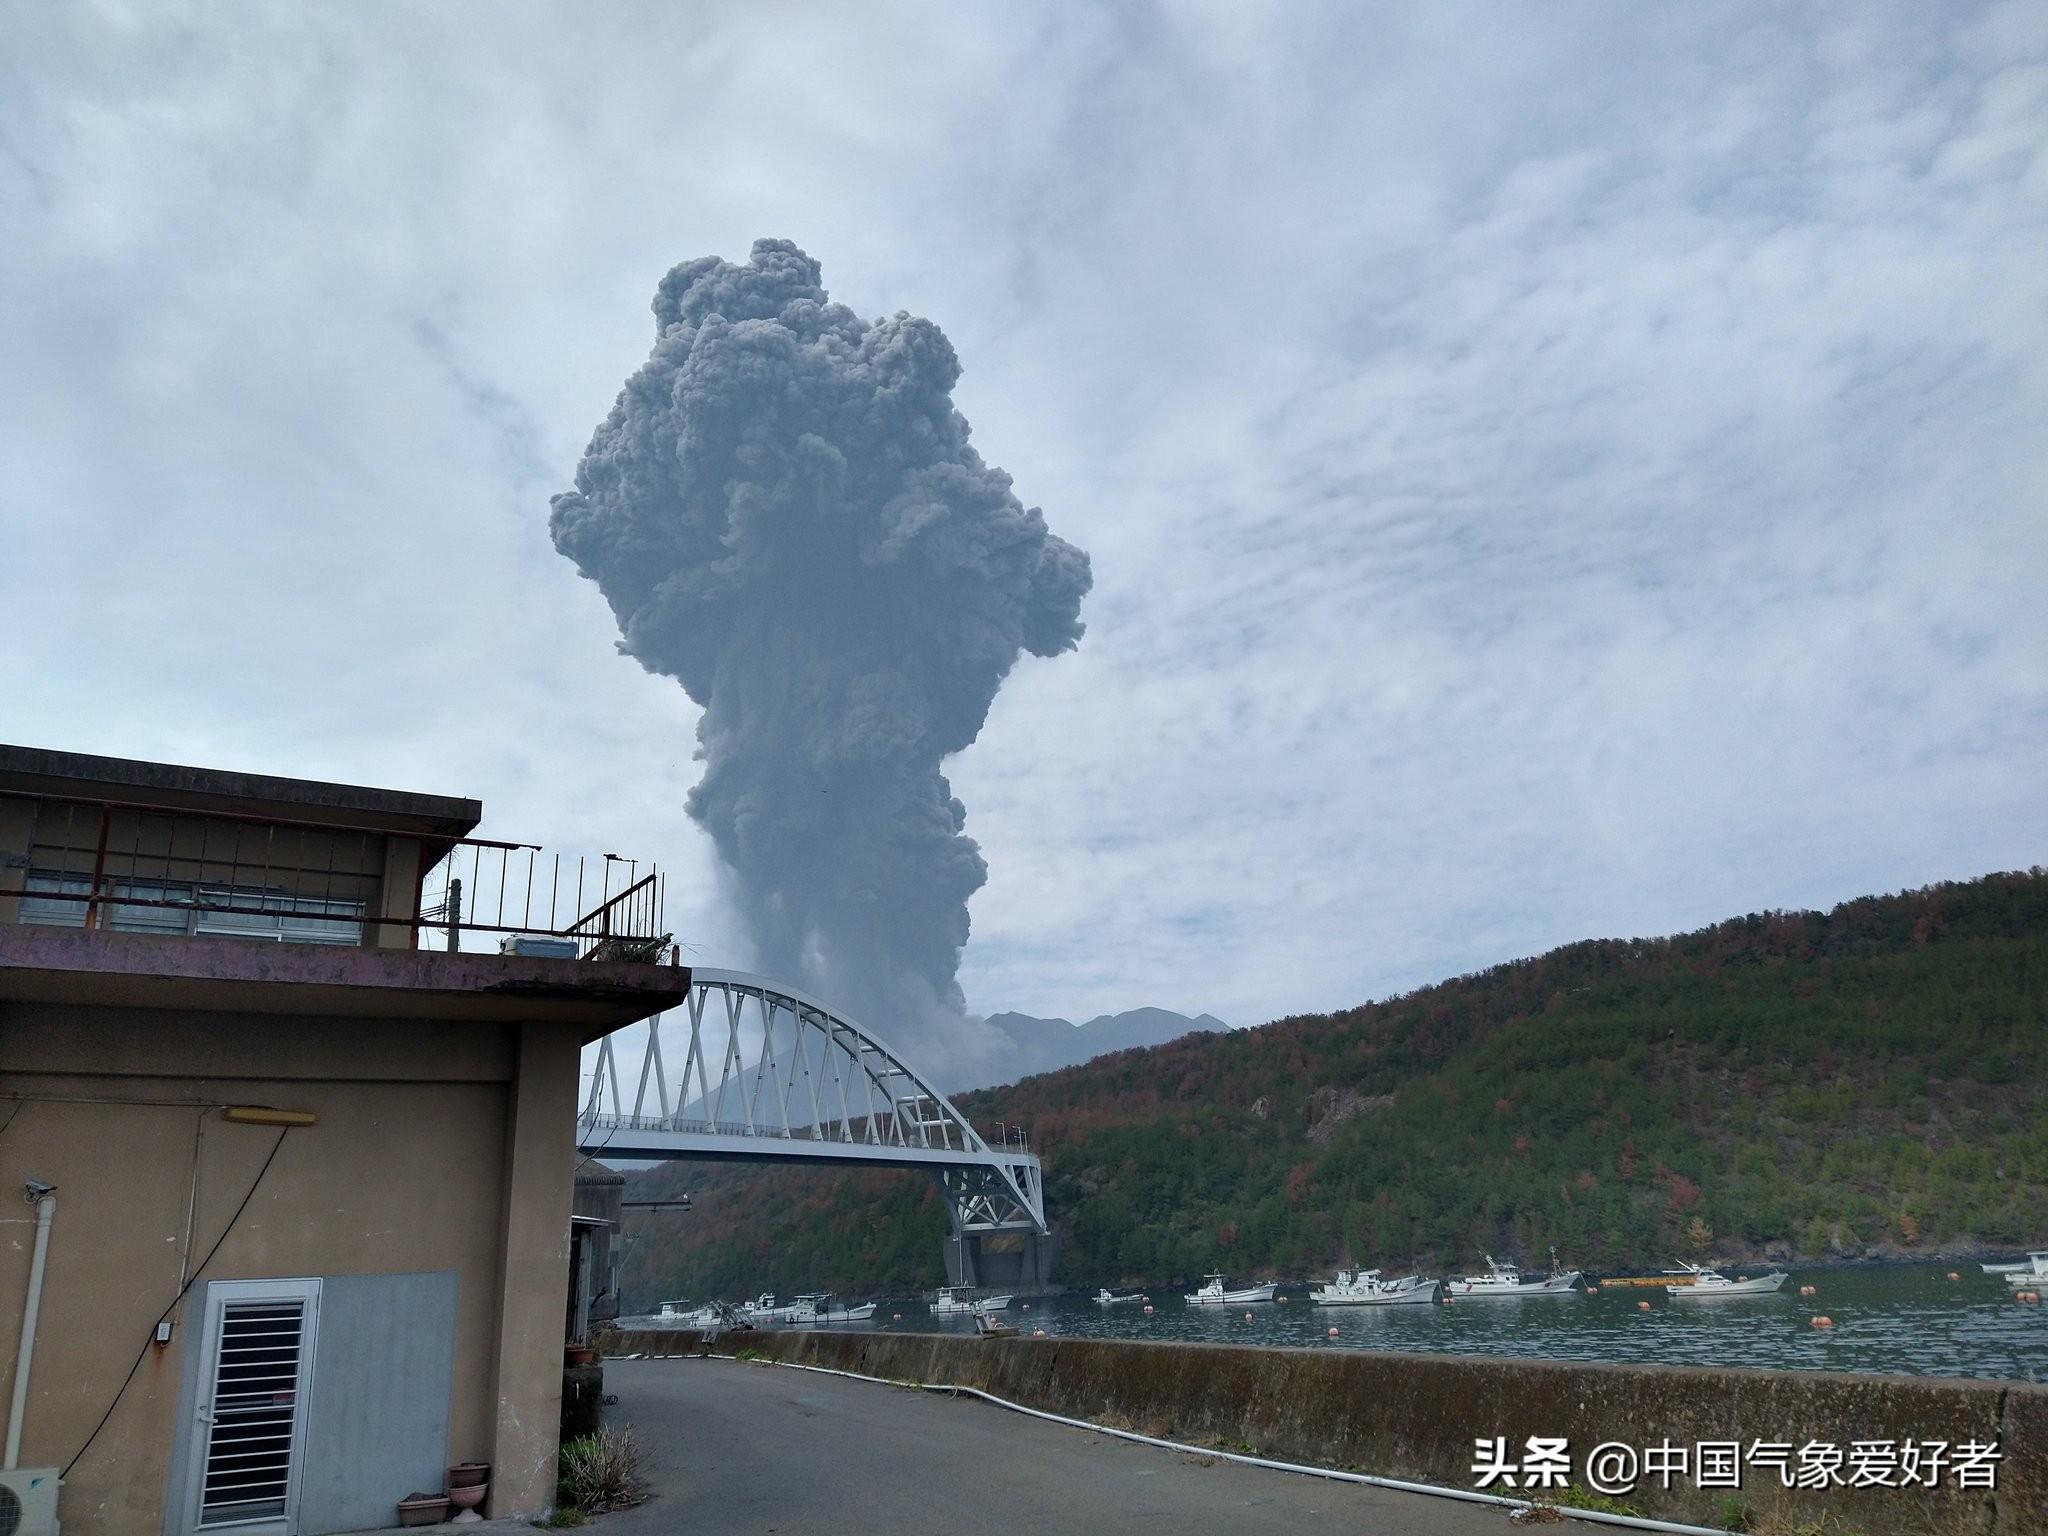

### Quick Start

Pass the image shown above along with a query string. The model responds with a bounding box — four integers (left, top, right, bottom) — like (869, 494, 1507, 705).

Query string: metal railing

(416, 843, 671, 959)
(7, 792, 674, 961)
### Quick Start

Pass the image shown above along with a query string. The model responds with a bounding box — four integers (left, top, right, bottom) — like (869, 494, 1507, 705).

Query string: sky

(4, 2, 2045, 1074)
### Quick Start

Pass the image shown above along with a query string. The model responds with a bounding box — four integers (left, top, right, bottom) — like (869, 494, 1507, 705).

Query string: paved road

(601, 1356, 1520, 1535)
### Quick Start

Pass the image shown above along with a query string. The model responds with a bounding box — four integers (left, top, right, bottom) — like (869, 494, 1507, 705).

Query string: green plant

(540, 1508, 588, 1528)
(1716, 1491, 1752, 1530)
(1549, 1485, 1646, 1518)
(558, 1426, 646, 1514)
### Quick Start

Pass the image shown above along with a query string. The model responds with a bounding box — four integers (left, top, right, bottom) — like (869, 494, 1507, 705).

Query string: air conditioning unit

(499, 934, 579, 960)
(0, 1467, 62, 1536)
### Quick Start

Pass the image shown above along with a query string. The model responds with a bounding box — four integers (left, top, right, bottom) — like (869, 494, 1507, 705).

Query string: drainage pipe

(707, 1351, 1731, 1536)
(5, 1186, 56, 1469)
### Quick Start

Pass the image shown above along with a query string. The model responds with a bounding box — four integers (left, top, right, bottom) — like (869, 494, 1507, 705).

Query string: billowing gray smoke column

(552, 240, 1090, 1059)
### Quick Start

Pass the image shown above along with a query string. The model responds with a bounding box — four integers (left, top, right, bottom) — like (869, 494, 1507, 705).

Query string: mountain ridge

(617, 869, 2048, 1305)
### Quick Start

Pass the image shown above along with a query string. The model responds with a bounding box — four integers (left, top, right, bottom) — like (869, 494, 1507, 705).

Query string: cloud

(1, 1, 2041, 1069)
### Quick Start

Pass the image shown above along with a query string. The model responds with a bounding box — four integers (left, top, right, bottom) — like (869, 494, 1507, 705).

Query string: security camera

(23, 1179, 55, 1202)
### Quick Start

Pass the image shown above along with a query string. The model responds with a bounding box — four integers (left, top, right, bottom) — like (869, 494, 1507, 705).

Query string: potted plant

(397, 1490, 450, 1526)
(565, 1341, 595, 1366)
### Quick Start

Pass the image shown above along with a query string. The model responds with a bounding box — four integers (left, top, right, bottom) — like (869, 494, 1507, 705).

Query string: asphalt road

(600, 1356, 1522, 1535)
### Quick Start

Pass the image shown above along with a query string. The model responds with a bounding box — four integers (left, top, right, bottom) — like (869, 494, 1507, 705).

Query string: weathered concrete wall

(609, 1328, 2045, 1535)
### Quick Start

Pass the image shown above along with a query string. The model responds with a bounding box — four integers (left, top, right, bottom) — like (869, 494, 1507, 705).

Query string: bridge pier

(942, 1228, 1058, 1293)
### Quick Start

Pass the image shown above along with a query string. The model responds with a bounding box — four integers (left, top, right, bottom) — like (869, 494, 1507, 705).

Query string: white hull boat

(1445, 1254, 1582, 1299)
(1988, 1253, 2048, 1281)
(1666, 1263, 1789, 1298)
(657, 1300, 725, 1327)
(1311, 1269, 1440, 1306)
(1096, 1289, 1145, 1306)
(1185, 1273, 1279, 1306)
(737, 1293, 813, 1324)
(931, 1286, 1013, 1315)
(790, 1291, 876, 1324)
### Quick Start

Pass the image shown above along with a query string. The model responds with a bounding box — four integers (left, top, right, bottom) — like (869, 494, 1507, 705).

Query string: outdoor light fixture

(222, 1106, 318, 1127)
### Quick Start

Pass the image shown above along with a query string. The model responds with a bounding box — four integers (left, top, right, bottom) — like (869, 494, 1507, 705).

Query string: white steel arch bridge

(576, 970, 1048, 1279)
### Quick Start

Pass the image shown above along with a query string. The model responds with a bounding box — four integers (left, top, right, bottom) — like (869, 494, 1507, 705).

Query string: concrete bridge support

(941, 1228, 1058, 1292)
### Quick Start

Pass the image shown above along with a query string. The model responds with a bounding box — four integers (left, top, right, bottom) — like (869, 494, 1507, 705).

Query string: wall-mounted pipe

(5, 1182, 57, 1470)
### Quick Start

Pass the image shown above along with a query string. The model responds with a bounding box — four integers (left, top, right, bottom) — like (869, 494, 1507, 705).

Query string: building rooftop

(0, 743, 482, 841)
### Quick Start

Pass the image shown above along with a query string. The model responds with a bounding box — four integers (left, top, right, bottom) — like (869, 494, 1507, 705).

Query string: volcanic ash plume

(551, 240, 1090, 1054)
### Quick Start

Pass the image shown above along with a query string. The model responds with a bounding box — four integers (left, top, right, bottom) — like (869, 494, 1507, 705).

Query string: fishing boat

(1665, 1262, 1789, 1298)
(656, 1299, 725, 1326)
(736, 1293, 812, 1324)
(1095, 1288, 1145, 1305)
(1444, 1251, 1582, 1299)
(931, 1285, 1013, 1314)
(1984, 1252, 2048, 1278)
(1309, 1268, 1440, 1306)
(973, 1307, 1019, 1337)
(794, 1292, 877, 1323)
(1184, 1273, 1279, 1305)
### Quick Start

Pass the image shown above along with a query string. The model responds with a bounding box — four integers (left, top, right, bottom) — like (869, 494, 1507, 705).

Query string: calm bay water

(620, 1263, 2047, 1382)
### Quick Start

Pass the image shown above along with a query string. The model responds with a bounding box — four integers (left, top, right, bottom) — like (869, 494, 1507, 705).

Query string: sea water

(618, 1263, 2046, 1381)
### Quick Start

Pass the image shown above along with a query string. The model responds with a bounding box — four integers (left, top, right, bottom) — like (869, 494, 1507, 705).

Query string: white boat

(1310, 1268, 1440, 1306)
(794, 1292, 877, 1323)
(735, 1293, 812, 1324)
(1986, 1252, 2048, 1279)
(1444, 1252, 1582, 1299)
(1184, 1273, 1279, 1305)
(1666, 1262, 1789, 1298)
(656, 1299, 726, 1326)
(1095, 1288, 1145, 1306)
(931, 1285, 1013, 1315)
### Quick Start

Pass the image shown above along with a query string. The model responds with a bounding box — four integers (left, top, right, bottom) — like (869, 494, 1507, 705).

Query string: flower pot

(447, 1480, 488, 1523)
(565, 1344, 595, 1366)
(397, 1491, 450, 1525)
(446, 1462, 490, 1489)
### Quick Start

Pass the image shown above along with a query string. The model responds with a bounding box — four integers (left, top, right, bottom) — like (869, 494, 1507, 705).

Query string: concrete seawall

(609, 1327, 2046, 1534)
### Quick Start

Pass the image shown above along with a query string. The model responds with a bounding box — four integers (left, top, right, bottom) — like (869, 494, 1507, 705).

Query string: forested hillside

(617, 871, 2048, 1307)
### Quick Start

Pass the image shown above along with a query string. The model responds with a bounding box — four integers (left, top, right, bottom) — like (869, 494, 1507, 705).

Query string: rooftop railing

(6, 792, 674, 961)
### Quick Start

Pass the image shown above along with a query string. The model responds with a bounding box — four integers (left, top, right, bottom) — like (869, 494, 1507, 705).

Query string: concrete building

(0, 745, 686, 1534)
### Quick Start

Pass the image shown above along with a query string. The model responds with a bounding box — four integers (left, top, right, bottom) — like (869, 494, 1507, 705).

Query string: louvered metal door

(185, 1279, 320, 1534)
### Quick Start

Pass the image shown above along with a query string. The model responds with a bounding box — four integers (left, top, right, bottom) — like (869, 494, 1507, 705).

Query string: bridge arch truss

(576, 968, 1045, 1235)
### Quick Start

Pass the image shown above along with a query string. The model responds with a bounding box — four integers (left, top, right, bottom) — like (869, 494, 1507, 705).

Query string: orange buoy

(1277, 1295, 1288, 1303)
(892, 1312, 902, 1320)
(1328, 1327, 1339, 1338)
(1022, 1303, 1031, 1310)
(1143, 1304, 1154, 1314)
(1799, 1285, 1816, 1297)
(1638, 1300, 1651, 1311)
(1032, 1328, 1047, 1337)
(1947, 1272, 1960, 1282)
(1244, 1311, 1254, 1321)
(1812, 1316, 1833, 1328)
(2020, 1291, 2040, 1304)
(1585, 1285, 1599, 1294)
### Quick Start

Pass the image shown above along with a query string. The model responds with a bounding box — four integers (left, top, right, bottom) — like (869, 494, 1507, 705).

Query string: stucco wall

(0, 1003, 550, 1535)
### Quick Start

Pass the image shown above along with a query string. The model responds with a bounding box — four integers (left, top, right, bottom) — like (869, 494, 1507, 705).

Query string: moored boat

(931, 1285, 1013, 1314)
(1665, 1262, 1789, 1298)
(656, 1299, 725, 1326)
(794, 1291, 877, 1323)
(1987, 1252, 2048, 1280)
(1184, 1272, 1279, 1305)
(1095, 1288, 1144, 1305)
(1310, 1268, 1440, 1306)
(1444, 1251, 1582, 1299)
(736, 1293, 812, 1324)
